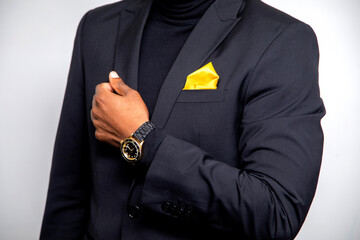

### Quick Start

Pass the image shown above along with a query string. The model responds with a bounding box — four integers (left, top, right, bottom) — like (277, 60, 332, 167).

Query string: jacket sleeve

(40, 12, 91, 240)
(141, 22, 326, 240)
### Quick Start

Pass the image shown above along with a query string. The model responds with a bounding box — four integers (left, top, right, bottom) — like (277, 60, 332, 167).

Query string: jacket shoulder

(243, 0, 315, 37)
(236, 0, 318, 60)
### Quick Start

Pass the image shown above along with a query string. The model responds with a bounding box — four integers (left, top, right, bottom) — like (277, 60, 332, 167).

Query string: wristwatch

(120, 121, 156, 164)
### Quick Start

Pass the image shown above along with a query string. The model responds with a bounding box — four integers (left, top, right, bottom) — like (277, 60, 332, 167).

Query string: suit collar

(124, 0, 246, 20)
(214, 0, 245, 20)
(123, 0, 151, 12)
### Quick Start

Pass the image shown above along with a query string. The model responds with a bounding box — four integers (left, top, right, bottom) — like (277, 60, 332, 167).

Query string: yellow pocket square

(183, 62, 219, 90)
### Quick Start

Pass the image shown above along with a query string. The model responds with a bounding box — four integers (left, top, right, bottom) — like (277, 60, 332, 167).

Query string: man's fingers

(109, 71, 131, 95)
(94, 127, 121, 148)
(93, 83, 114, 108)
(95, 82, 113, 94)
(90, 108, 98, 121)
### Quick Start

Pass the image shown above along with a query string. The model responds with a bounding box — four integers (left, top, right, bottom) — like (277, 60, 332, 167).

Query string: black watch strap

(133, 121, 156, 141)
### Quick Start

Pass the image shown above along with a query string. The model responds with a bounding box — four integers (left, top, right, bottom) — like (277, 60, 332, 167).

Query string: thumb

(109, 71, 131, 96)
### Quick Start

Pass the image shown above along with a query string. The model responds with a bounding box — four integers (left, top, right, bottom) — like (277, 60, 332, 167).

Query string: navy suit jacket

(40, 0, 326, 239)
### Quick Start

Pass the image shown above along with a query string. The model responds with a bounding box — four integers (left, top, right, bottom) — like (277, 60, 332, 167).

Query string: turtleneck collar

(153, 0, 214, 25)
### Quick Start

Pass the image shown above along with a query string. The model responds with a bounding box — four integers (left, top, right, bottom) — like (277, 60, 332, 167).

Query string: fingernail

(110, 71, 120, 79)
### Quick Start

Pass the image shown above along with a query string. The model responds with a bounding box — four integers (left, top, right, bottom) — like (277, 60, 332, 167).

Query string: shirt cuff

(139, 127, 166, 168)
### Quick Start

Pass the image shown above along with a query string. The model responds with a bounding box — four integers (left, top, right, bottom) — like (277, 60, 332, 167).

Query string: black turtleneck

(138, 0, 213, 117)
(138, 0, 213, 166)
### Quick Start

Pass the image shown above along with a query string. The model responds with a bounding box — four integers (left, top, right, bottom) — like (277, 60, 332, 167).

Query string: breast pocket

(176, 89, 227, 103)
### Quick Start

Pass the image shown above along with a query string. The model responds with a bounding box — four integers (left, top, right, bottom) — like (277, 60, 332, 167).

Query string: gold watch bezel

(120, 134, 144, 164)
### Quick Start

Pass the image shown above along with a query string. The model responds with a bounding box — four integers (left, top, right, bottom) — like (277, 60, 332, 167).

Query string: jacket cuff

(139, 127, 166, 168)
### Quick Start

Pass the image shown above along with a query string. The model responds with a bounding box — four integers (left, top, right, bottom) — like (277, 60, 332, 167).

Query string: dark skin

(90, 71, 149, 147)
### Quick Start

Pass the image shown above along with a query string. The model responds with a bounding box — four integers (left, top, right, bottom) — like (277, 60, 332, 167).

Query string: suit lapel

(151, 0, 245, 129)
(113, 0, 153, 90)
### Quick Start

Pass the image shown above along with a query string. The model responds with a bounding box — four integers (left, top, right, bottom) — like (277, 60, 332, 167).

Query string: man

(40, 0, 325, 239)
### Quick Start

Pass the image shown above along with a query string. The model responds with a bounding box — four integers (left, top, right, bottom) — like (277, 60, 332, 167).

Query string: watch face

(121, 138, 141, 162)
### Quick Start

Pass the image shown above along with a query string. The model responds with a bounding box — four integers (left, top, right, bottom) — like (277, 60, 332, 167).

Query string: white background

(0, 0, 359, 239)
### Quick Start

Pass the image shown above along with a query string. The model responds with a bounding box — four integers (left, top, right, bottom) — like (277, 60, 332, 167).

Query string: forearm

(141, 116, 324, 239)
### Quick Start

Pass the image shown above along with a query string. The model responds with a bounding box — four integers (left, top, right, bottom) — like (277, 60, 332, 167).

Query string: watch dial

(121, 139, 141, 161)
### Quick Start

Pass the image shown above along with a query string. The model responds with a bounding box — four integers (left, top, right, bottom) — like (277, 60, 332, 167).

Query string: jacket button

(185, 205, 192, 218)
(128, 205, 140, 219)
(161, 202, 171, 213)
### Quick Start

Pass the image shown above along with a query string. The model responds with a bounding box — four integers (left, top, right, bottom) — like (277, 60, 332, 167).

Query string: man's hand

(90, 71, 149, 147)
